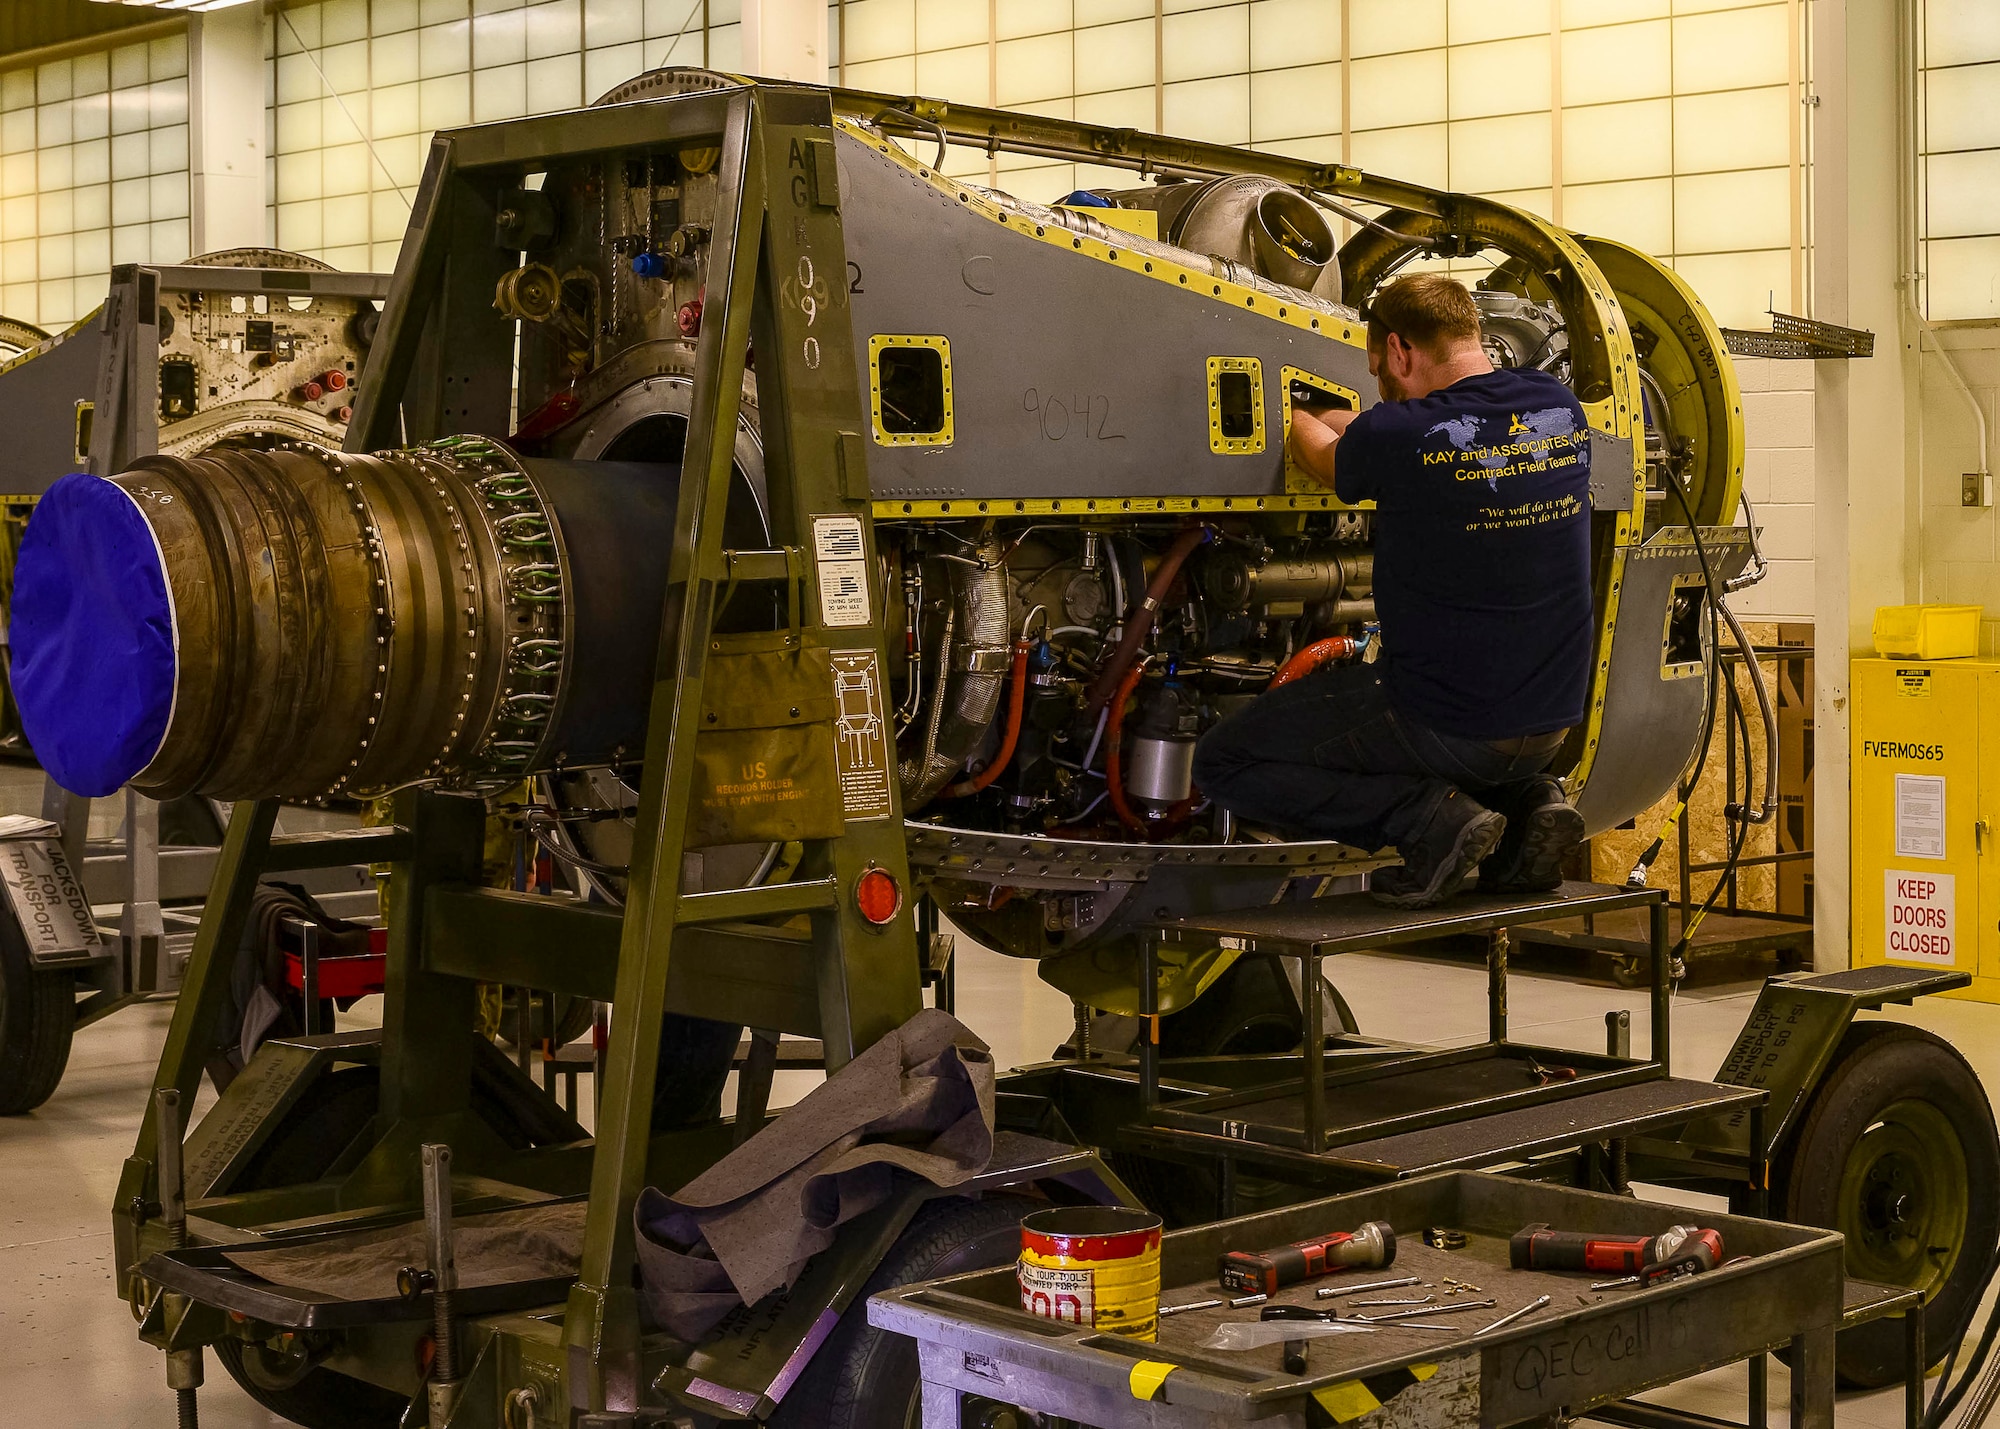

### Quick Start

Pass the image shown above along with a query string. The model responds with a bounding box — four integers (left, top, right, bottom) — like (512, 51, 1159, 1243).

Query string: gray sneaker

(1371, 798, 1507, 910)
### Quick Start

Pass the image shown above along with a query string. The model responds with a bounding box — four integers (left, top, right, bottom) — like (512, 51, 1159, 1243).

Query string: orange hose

(1103, 660, 1149, 833)
(948, 639, 1032, 797)
(1084, 524, 1210, 715)
(1268, 635, 1360, 691)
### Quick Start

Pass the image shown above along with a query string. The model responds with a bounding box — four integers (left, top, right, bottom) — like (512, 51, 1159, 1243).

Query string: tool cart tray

(869, 1171, 1845, 1428)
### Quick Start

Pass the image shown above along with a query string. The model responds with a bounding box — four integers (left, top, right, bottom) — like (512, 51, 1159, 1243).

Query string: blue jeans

(1192, 663, 1560, 851)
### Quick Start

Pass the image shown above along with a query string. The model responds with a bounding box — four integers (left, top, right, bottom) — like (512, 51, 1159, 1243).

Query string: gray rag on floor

(634, 1007, 996, 1340)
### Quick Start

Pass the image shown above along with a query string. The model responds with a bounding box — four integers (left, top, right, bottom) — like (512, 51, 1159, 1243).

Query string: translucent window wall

(259, 0, 1809, 324)
(831, 0, 1807, 328)
(0, 32, 190, 331)
(268, 0, 744, 275)
(1921, 0, 2000, 320)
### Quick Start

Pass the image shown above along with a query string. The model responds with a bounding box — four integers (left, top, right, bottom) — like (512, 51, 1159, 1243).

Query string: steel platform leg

(1650, 896, 1671, 1074)
(1303, 952, 1325, 1149)
(920, 1376, 962, 1428)
(1789, 1326, 1835, 1429)
(1488, 929, 1508, 1043)
(1906, 1306, 1926, 1429)
(1139, 937, 1159, 1112)
(1748, 1104, 1770, 1429)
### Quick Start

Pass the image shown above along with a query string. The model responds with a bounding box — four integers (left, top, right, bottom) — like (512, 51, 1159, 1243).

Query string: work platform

(1512, 906, 1814, 987)
(1046, 880, 1786, 1204)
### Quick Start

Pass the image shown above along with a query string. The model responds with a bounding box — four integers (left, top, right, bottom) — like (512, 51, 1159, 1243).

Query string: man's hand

(1288, 407, 1356, 490)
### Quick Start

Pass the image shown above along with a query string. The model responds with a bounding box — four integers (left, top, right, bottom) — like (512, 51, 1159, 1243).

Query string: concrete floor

(2, 832, 1987, 1424)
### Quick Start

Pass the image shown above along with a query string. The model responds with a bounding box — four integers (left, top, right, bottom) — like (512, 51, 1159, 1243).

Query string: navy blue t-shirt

(1333, 367, 1593, 740)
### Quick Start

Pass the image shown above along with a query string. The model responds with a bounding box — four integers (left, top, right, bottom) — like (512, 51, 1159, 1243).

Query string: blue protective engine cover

(11, 473, 177, 797)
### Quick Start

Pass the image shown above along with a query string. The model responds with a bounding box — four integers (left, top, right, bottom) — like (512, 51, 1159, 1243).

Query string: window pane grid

(1921, 0, 2000, 318)
(271, 0, 736, 271)
(824, 0, 1800, 320)
(0, 35, 189, 330)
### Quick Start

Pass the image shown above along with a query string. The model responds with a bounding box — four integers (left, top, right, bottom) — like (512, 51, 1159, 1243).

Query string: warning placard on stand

(0, 837, 99, 962)
(812, 515, 872, 628)
(1885, 870, 1955, 965)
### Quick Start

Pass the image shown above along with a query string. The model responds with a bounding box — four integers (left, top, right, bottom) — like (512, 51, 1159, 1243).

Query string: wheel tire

(768, 1195, 1035, 1429)
(0, 903, 73, 1114)
(214, 1065, 409, 1428)
(213, 1340, 407, 1429)
(1119, 957, 1356, 1226)
(494, 990, 596, 1050)
(1771, 1021, 2000, 1388)
(1158, 954, 1358, 1058)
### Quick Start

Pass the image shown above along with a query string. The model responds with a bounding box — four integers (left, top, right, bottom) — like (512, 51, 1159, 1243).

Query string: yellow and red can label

(1018, 1207, 1163, 1342)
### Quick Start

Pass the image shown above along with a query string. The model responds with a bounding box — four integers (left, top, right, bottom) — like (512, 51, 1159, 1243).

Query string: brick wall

(1730, 356, 1818, 622)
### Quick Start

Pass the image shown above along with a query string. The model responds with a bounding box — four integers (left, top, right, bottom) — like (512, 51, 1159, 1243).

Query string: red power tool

(1510, 1223, 1723, 1282)
(1219, 1220, 1396, 1295)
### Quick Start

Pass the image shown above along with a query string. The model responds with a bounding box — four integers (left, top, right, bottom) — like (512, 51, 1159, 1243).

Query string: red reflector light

(855, 867, 902, 925)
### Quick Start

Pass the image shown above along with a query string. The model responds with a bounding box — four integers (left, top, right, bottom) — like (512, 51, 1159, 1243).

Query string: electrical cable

(1678, 666, 1755, 955)
(1923, 1233, 2000, 1429)
(1726, 487, 1771, 593)
(1651, 472, 1759, 963)
(1929, 1333, 1965, 1426)
(1627, 494, 1725, 885)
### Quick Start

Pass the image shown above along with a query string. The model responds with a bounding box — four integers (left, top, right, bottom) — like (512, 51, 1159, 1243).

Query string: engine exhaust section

(10, 439, 760, 801)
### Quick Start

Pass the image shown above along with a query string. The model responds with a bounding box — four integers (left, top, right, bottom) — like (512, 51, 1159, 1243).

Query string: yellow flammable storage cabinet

(1853, 657, 2000, 999)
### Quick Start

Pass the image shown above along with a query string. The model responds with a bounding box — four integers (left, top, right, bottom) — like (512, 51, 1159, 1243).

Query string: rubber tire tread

(1158, 955, 1357, 1060)
(0, 904, 73, 1114)
(768, 1194, 1036, 1429)
(495, 990, 596, 1050)
(1774, 1020, 2000, 1388)
(212, 1340, 407, 1429)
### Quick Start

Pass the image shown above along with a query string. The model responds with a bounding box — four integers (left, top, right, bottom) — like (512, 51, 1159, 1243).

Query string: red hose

(948, 639, 1032, 797)
(1103, 660, 1149, 833)
(1268, 636, 1360, 691)
(1084, 524, 1210, 715)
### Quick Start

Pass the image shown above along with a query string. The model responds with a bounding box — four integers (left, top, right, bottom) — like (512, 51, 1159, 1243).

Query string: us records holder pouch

(689, 627, 844, 848)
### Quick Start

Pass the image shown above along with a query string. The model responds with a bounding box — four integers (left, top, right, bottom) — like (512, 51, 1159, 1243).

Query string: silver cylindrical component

(1312, 597, 1378, 627)
(11, 436, 763, 800)
(1125, 735, 1195, 807)
(1205, 548, 1373, 612)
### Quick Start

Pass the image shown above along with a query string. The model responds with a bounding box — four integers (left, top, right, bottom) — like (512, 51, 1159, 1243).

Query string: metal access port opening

(1216, 370, 1257, 439)
(1207, 356, 1265, 453)
(159, 359, 197, 421)
(876, 344, 946, 435)
(1662, 573, 1707, 675)
(1288, 376, 1353, 413)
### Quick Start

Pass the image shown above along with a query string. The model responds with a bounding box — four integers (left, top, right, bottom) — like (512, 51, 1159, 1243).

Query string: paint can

(1018, 1206, 1164, 1341)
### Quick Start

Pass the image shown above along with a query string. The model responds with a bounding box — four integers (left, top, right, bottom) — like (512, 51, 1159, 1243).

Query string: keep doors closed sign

(1884, 870, 1955, 965)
